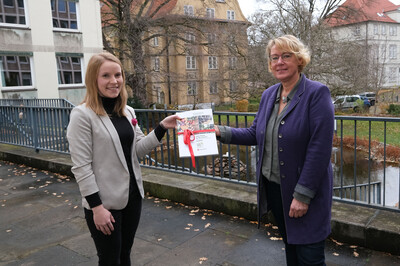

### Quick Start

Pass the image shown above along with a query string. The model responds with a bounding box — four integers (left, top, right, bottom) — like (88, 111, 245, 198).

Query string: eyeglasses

(270, 53, 293, 63)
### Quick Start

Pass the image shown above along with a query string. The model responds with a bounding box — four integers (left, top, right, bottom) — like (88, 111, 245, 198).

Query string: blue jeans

(266, 179, 326, 266)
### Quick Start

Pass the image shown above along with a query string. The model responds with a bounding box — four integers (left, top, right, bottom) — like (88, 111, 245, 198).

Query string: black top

(85, 97, 167, 208)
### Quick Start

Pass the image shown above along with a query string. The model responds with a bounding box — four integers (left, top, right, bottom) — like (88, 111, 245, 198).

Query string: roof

(326, 0, 400, 27)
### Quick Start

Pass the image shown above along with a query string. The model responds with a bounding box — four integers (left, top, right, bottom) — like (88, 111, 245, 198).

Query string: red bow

(183, 129, 196, 168)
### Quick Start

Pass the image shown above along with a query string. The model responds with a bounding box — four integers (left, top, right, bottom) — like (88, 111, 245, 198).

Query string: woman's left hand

(160, 115, 181, 129)
(289, 198, 309, 218)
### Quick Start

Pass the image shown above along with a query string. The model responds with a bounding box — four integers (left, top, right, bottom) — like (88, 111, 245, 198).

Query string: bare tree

(246, 0, 385, 96)
(101, 0, 250, 108)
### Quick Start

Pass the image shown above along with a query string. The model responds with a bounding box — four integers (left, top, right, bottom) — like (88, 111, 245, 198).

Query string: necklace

(282, 96, 288, 104)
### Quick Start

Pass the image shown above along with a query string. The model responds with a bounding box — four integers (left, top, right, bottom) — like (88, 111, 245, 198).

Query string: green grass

(335, 120, 400, 147)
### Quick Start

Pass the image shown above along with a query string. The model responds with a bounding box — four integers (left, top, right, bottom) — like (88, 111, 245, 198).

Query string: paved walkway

(1, 159, 400, 265)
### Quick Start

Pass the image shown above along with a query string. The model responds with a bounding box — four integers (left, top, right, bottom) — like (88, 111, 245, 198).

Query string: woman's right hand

(214, 125, 221, 137)
(92, 204, 115, 235)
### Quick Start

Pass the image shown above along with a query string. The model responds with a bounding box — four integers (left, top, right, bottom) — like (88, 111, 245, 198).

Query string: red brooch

(131, 118, 137, 126)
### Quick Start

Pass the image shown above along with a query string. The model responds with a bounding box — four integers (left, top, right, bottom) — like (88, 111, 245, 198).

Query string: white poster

(177, 109, 219, 160)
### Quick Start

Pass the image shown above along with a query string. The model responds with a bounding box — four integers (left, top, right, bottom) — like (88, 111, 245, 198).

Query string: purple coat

(229, 76, 334, 244)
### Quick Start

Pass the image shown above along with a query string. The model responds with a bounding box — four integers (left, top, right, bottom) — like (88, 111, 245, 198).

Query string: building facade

(327, 0, 400, 89)
(0, 0, 103, 104)
(103, 0, 250, 108)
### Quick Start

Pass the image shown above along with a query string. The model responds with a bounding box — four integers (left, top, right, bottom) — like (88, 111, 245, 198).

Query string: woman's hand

(214, 125, 220, 136)
(289, 198, 309, 218)
(92, 205, 115, 235)
(160, 115, 181, 129)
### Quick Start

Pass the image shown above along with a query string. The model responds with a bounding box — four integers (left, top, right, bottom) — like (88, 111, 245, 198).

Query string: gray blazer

(67, 104, 161, 210)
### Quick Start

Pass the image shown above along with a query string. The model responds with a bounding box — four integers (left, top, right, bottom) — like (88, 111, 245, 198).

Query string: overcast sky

(237, 0, 400, 19)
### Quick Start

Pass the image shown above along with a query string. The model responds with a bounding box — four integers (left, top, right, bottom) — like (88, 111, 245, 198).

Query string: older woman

(216, 35, 334, 265)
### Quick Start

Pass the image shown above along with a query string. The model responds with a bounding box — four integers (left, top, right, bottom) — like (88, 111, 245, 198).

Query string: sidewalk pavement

(0, 143, 400, 265)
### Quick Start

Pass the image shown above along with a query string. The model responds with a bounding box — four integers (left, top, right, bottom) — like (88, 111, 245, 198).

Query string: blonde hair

(266, 35, 311, 73)
(82, 52, 128, 116)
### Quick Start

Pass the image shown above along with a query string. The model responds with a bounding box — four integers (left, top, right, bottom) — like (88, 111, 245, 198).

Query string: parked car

(333, 95, 370, 112)
(359, 92, 376, 106)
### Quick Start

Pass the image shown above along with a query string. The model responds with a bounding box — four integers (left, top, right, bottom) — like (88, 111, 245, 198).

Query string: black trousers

(266, 179, 326, 266)
(84, 192, 142, 266)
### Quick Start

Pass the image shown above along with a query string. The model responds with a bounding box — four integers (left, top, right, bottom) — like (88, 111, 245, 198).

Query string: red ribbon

(178, 129, 215, 168)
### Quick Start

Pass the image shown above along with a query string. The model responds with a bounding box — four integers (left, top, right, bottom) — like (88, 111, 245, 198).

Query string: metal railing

(0, 100, 399, 212)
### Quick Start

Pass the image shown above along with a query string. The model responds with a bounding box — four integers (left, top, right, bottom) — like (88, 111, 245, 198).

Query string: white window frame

(227, 10, 235, 20)
(354, 25, 360, 36)
(209, 81, 218, 94)
(153, 57, 160, 71)
(229, 80, 237, 92)
(382, 25, 387, 35)
(186, 56, 196, 69)
(206, 8, 215, 18)
(373, 24, 378, 35)
(184, 5, 194, 16)
(229, 57, 237, 70)
(153, 36, 159, 46)
(389, 67, 397, 82)
(389, 44, 397, 59)
(207, 33, 216, 44)
(0, 0, 29, 28)
(187, 81, 197, 95)
(56, 54, 84, 87)
(389, 25, 397, 36)
(52, 0, 80, 33)
(208, 56, 218, 69)
(185, 32, 195, 42)
(0, 53, 34, 91)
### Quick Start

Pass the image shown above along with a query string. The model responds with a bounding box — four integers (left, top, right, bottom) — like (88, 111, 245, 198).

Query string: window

(186, 56, 196, 69)
(227, 10, 235, 20)
(229, 80, 237, 92)
(389, 67, 397, 82)
(187, 81, 197, 95)
(52, 0, 78, 30)
(229, 57, 237, 70)
(209, 81, 218, 94)
(208, 56, 217, 69)
(354, 25, 360, 36)
(206, 8, 215, 18)
(0, 54, 32, 88)
(389, 45, 397, 59)
(153, 36, 159, 46)
(373, 24, 378, 35)
(382, 25, 386, 35)
(216, 0, 225, 2)
(0, 0, 26, 25)
(207, 33, 216, 44)
(389, 25, 397, 36)
(56, 54, 83, 85)
(153, 57, 160, 71)
(185, 32, 195, 42)
(184, 5, 194, 16)
(155, 86, 165, 104)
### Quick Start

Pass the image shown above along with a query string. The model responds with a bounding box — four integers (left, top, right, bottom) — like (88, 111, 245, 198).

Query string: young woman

(67, 52, 179, 266)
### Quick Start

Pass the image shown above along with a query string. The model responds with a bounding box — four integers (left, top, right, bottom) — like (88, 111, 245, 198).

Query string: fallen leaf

(331, 239, 343, 246)
(6, 229, 12, 233)
(353, 252, 359, 257)
(270, 237, 282, 241)
(333, 253, 339, 256)
(165, 206, 172, 209)
(272, 226, 278, 230)
(188, 224, 193, 227)
(194, 229, 200, 232)
(350, 245, 358, 249)
(205, 223, 211, 228)
(157, 238, 162, 242)
(184, 227, 191, 230)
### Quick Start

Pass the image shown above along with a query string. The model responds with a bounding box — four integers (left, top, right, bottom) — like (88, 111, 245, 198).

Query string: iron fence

(0, 100, 399, 212)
